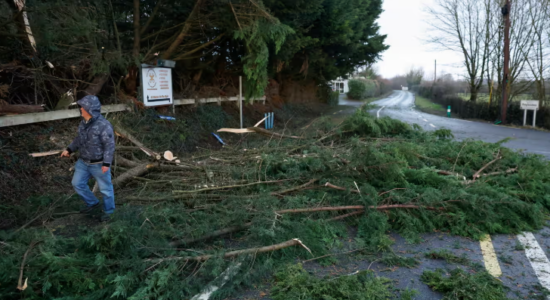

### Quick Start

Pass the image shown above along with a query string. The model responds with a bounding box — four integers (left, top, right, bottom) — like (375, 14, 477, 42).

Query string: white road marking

(377, 106, 386, 119)
(517, 232, 550, 297)
(422, 118, 428, 122)
(191, 263, 242, 300)
(429, 124, 436, 128)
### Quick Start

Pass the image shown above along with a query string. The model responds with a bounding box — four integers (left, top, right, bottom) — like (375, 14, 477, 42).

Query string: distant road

(363, 90, 550, 159)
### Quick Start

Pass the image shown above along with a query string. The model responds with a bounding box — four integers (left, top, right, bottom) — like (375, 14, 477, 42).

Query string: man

(60, 95, 116, 222)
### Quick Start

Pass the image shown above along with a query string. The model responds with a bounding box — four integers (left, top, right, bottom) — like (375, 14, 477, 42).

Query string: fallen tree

(1, 108, 547, 300)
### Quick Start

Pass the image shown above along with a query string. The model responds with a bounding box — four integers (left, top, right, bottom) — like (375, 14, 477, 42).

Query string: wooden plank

(217, 128, 254, 134)
(29, 150, 64, 157)
(254, 116, 267, 127)
(0, 104, 129, 127)
(0, 96, 266, 128)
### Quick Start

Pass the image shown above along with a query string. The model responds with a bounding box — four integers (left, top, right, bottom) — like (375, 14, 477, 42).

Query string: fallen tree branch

(378, 188, 407, 197)
(218, 127, 303, 139)
(17, 241, 42, 291)
(172, 179, 290, 194)
(276, 204, 444, 214)
(116, 146, 143, 152)
(323, 182, 360, 193)
(481, 167, 518, 177)
(170, 222, 253, 247)
(328, 210, 364, 221)
(0, 103, 43, 115)
(473, 151, 501, 180)
(113, 163, 158, 187)
(271, 179, 318, 196)
(436, 170, 465, 178)
(113, 124, 161, 159)
(149, 238, 311, 262)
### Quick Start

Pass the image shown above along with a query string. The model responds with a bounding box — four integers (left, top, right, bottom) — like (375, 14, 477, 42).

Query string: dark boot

(80, 202, 100, 214)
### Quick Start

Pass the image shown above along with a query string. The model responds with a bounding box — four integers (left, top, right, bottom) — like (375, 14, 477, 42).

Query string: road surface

(367, 90, 550, 158)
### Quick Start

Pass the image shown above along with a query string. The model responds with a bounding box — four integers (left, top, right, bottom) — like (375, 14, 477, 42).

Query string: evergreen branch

(148, 239, 311, 262)
(276, 205, 445, 214)
(172, 179, 291, 194)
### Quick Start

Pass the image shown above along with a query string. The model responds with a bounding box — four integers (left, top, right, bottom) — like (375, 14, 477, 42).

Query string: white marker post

(521, 100, 539, 127)
(239, 76, 243, 129)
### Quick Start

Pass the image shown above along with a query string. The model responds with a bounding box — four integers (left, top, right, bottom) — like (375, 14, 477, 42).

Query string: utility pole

(501, 0, 511, 123)
(434, 60, 437, 84)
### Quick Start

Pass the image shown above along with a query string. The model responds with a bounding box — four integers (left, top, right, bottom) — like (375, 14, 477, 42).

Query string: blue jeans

(72, 159, 115, 214)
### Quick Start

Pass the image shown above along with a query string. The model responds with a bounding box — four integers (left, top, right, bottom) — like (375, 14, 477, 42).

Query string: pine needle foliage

(2, 107, 550, 299)
(271, 263, 393, 300)
(421, 268, 511, 300)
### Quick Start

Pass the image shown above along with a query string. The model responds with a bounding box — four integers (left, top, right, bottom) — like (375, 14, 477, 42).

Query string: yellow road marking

(480, 234, 502, 277)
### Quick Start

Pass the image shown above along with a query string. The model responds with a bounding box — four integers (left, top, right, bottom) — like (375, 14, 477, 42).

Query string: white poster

(141, 66, 173, 107)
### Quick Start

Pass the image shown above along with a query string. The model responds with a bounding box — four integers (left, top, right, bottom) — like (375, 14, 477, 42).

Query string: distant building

(331, 77, 349, 94)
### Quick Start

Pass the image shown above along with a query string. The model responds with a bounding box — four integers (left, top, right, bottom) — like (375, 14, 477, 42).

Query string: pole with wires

(500, 0, 511, 123)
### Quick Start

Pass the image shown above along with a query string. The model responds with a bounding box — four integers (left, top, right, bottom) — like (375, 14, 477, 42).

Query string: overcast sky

(374, 0, 465, 79)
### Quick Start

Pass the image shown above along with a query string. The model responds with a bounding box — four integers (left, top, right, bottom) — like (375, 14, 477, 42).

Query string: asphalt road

(369, 90, 550, 159)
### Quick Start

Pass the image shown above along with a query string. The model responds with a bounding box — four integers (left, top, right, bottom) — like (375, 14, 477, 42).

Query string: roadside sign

(141, 65, 173, 107)
(520, 100, 539, 110)
(521, 100, 539, 127)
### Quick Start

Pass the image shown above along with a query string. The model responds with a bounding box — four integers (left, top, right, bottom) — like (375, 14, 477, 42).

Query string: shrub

(328, 91, 340, 106)
(347, 79, 367, 100)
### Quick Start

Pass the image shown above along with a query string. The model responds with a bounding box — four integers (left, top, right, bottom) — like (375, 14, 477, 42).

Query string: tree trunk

(5, 0, 37, 55)
(0, 103, 43, 115)
(469, 86, 477, 102)
(83, 74, 109, 96)
(132, 0, 140, 58)
(162, 0, 203, 60)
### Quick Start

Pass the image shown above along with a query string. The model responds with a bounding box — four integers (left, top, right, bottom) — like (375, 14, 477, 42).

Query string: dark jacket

(67, 96, 115, 167)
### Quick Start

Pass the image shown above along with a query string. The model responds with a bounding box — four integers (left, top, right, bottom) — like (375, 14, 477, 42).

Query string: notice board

(141, 66, 173, 107)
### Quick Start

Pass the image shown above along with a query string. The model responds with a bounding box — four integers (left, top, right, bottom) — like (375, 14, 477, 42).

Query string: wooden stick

(29, 150, 64, 157)
(217, 128, 254, 134)
(112, 163, 158, 187)
(473, 150, 501, 180)
(17, 241, 41, 291)
(172, 179, 289, 194)
(271, 179, 318, 196)
(324, 182, 360, 193)
(328, 210, 364, 221)
(113, 124, 161, 159)
(254, 116, 267, 127)
(148, 238, 311, 262)
(481, 167, 518, 177)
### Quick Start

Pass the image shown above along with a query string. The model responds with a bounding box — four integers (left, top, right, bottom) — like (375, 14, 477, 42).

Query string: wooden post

(501, 0, 511, 123)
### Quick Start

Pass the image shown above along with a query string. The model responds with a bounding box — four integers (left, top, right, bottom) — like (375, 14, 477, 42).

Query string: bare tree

(522, 0, 550, 105)
(427, 0, 495, 102)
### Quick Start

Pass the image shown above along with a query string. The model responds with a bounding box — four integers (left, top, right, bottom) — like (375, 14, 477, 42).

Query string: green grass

(415, 95, 445, 112)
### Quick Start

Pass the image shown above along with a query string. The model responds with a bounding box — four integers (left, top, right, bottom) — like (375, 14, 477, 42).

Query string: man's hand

(60, 150, 70, 157)
(102, 166, 110, 174)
